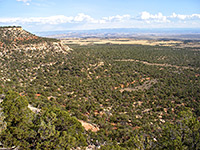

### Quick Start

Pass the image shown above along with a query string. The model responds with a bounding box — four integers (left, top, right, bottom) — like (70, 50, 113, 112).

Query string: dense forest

(0, 32, 200, 149)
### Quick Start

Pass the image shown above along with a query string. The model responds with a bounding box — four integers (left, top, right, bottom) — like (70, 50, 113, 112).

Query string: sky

(0, 0, 200, 32)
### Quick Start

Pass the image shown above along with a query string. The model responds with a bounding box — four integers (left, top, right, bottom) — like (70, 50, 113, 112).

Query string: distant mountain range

(35, 28, 200, 40)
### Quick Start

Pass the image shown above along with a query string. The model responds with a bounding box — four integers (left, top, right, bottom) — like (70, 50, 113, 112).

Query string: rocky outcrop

(0, 26, 39, 45)
(78, 120, 99, 132)
(28, 104, 41, 113)
(0, 26, 72, 53)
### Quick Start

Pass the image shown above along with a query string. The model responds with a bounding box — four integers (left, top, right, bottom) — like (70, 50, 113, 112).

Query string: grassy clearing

(61, 38, 183, 46)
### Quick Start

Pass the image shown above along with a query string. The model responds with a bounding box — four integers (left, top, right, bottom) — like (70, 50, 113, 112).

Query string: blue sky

(0, 0, 200, 32)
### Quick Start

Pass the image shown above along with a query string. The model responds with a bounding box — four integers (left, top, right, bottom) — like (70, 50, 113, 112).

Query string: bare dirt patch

(120, 79, 157, 93)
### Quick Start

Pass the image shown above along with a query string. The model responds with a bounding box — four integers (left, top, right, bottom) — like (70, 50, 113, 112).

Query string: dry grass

(61, 38, 183, 46)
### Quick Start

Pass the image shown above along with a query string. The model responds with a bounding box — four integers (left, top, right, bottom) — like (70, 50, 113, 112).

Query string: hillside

(0, 26, 72, 86)
(0, 26, 71, 49)
(0, 26, 200, 149)
(0, 27, 87, 149)
(0, 26, 56, 45)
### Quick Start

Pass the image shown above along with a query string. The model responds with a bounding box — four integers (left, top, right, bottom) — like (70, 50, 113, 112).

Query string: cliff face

(0, 26, 38, 45)
(0, 26, 71, 53)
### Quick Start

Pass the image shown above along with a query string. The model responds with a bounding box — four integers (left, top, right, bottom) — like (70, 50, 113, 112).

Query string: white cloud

(17, 0, 30, 2)
(0, 15, 75, 25)
(16, 0, 31, 5)
(73, 13, 98, 23)
(17, 0, 31, 3)
(140, 11, 169, 23)
(0, 14, 131, 25)
(140, 11, 200, 22)
(171, 13, 187, 20)
(139, 11, 200, 23)
(101, 14, 131, 23)
(141, 11, 151, 20)
(170, 13, 200, 20)
(1, 12, 200, 31)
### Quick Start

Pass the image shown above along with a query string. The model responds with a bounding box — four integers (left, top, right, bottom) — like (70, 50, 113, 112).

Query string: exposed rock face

(28, 104, 41, 113)
(78, 120, 100, 132)
(0, 26, 72, 56)
(0, 26, 38, 45)
(6, 41, 72, 54)
(0, 26, 72, 53)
